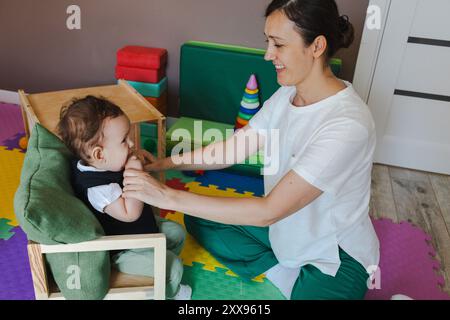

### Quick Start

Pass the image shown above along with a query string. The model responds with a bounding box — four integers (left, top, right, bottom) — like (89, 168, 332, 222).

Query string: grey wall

(0, 0, 369, 116)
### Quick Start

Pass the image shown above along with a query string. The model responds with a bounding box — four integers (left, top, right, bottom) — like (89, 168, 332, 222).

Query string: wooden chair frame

(28, 233, 167, 300)
(18, 81, 169, 300)
(18, 79, 166, 183)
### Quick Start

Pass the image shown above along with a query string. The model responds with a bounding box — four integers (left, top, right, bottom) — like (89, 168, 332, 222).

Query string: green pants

(184, 215, 369, 300)
(111, 215, 186, 299)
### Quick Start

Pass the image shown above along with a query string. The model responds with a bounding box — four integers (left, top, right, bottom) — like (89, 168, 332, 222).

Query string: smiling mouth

(274, 64, 285, 72)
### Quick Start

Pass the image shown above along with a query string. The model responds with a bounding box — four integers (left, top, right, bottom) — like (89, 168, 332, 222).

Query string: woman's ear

(91, 146, 104, 162)
(312, 35, 327, 59)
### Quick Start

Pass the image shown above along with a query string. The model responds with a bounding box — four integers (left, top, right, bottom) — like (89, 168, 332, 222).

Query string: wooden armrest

(35, 233, 166, 254)
(28, 233, 167, 300)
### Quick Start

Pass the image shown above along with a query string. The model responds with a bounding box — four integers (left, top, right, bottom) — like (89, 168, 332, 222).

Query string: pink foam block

(246, 74, 258, 91)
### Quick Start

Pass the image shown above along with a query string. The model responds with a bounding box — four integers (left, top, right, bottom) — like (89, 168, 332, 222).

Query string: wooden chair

(18, 79, 166, 183)
(27, 234, 167, 300)
(19, 81, 168, 300)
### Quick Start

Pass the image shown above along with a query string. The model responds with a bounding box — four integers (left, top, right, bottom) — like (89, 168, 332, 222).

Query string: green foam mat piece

(0, 218, 15, 240)
(182, 262, 285, 300)
(166, 170, 197, 184)
(179, 41, 280, 125)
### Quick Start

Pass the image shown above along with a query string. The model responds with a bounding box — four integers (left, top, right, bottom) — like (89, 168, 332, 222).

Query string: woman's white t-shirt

(249, 82, 379, 277)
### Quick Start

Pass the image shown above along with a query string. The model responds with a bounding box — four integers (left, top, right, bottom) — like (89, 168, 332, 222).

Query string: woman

(123, 0, 379, 300)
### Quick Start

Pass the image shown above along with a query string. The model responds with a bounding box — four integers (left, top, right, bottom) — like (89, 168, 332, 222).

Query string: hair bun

(338, 14, 354, 49)
(338, 15, 350, 32)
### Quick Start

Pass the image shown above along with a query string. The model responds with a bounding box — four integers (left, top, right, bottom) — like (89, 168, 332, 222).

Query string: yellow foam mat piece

(165, 181, 266, 283)
(185, 181, 255, 198)
(0, 147, 25, 226)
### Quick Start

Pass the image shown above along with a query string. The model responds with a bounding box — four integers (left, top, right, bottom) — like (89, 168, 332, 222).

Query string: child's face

(99, 115, 134, 172)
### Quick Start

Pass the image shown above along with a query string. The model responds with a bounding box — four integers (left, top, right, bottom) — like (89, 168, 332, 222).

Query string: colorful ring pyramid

(234, 74, 261, 130)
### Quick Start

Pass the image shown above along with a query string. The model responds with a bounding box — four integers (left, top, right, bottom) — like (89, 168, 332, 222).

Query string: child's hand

(125, 155, 143, 171)
(136, 150, 165, 172)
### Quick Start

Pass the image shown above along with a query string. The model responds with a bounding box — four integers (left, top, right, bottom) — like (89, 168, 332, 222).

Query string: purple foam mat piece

(0, 102, 24, 146)
(0, 227, 35, 300)
(365, 218, 450, 300)
(2, 132, 26, 152)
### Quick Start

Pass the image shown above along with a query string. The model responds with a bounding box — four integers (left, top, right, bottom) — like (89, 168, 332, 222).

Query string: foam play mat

(1, 102, 449, 300)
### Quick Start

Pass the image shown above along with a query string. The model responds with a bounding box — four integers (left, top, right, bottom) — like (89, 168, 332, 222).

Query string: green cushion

(14, 124, 110, 300)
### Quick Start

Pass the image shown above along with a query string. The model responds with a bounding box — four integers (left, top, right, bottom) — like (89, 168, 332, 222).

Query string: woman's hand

(135, 149, 168, 172)
(122, 168, 173, 209)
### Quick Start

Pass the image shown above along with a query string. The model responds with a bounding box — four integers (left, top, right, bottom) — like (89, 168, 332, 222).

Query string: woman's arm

(122, 169, 323, 227)
(143, 126, 265, 172)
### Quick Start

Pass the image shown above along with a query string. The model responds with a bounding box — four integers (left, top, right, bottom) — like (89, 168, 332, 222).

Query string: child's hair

(57, 95, 125, 163)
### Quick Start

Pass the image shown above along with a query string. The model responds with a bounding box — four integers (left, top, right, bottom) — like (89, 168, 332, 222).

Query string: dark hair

(57, 95, 125, 163)
(265, 0, 354, 58)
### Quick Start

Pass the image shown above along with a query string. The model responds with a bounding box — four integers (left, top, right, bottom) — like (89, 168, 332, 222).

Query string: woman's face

(264, 10, 314, 87)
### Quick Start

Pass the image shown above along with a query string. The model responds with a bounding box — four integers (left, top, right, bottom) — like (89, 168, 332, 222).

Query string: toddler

(57, 95, 191, 300)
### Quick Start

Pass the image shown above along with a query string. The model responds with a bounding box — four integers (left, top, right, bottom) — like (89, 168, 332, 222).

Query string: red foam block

(115, 65, 165, 83)
(117, 46, 167, 69)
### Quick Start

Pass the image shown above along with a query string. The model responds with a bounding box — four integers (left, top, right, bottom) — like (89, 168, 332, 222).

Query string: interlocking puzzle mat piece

(365, 218, 450, 300)
(165, 181, 267, 283)
(160, 178, 189, 218)
(0, 218, 15, 240)
(165, 210, 242, 279)
(185, 181, 255, 198)
(0, 227, 35, 300)
(182, 262, 284, 300)
(165, 169, 197, 184)
(0, 147, 25, 226)
(194, 170, 264, 197)
(0, 102, 24, 145)
(2, 132, 26, 152)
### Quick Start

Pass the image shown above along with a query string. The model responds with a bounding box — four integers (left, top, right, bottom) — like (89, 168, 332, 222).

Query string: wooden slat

(27, 241, 49, 299)
(153, 234, 166, 300)
(24, 82, 161, 135)
(49, 268, 154, 291)
(130, 123, 141, 153)
(370, 164, 399, 221)
(389, 167, 450, 292)
(429, 173, 450, 240)
(158, 117, 166, 183)
(40, 233, 166, 254)
(18, 90, 39, 138)
(47, 266, 156, 300)
(39, 233, 166, 300)
(119, 79, 164, 120)
(48, 286, 155, 300)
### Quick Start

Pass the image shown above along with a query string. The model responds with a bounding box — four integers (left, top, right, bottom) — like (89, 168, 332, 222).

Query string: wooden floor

(370, 164, 450, 294)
